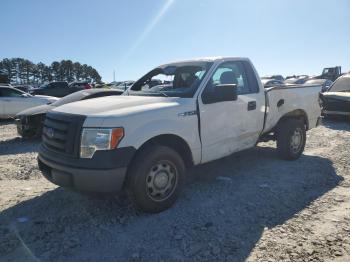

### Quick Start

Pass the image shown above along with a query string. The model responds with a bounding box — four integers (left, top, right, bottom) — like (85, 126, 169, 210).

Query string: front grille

(42, 112, 86, 157)
(324, 97, 350, 112)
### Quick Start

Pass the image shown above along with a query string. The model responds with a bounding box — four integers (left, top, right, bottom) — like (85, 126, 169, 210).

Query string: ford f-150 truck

(38, 57, 322, 212)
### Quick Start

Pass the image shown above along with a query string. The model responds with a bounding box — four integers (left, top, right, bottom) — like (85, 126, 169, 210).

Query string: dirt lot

(0, 119, 350, 262)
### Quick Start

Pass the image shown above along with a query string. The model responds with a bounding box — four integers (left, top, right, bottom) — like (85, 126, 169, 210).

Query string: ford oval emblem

(46, 127, 54, 138)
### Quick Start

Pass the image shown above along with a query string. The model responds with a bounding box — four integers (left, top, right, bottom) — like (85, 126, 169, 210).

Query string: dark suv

(69, 81, 92, 90)
(31, 81, 90, 97)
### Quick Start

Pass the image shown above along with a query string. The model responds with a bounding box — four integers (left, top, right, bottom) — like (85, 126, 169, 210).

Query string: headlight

(80, 128, 124, 158)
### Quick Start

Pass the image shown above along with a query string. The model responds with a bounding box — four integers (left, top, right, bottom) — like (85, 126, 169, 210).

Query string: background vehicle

(13, 84, 35, 93)
(108, 81, 122, 87)
(69, 81, 92, 90)
(31, 81, 89, 97)
(315, 66, 342, 81)
(38, 57, 322, 213)
(94, 82, 109, 89)
(320, 74, 350, 116)
(16, 89, 124, 138)
(112, 81, 135, 91)
(261, 75, 285, 82)
(304, 79, 333, 92)
(261, 78, 284, 88)
(0, 85, 58, 119)
(284, 76, 309, 85)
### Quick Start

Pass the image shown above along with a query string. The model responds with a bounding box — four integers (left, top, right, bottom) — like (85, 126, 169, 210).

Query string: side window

(1, 88, 23, 97)
(204, 61, 250, 95)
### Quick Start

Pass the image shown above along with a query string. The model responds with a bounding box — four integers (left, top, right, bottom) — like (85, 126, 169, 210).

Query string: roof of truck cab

(159, 57, 250, 67)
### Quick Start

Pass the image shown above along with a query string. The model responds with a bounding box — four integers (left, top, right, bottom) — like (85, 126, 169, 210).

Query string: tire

(276, 118, 306, 160)
(127, 145, 186, 213)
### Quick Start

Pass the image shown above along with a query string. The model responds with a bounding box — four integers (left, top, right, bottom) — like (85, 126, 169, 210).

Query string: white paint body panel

(198, 92, 265, 163)
(264, 85, 322, 133)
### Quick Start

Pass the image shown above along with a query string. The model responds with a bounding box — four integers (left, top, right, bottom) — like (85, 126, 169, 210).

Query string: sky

(1, 0, 350, 82)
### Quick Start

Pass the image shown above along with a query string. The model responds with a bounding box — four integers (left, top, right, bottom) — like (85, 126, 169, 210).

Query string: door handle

(247, 101, 256, 111)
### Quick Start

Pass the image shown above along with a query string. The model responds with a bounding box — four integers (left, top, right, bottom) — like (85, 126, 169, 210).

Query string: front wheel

(127, 145, 185, 213)
(276, 119, 306, 160)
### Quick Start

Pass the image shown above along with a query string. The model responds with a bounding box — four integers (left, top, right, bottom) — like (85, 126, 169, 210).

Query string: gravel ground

(0, 118, 349, 262)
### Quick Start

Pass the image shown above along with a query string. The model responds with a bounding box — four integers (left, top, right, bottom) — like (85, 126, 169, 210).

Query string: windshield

(328, 75, 350, 92)
(128, 62, 213, 98)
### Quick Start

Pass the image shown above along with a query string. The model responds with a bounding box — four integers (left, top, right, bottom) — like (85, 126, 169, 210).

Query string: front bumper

(38, 145, 136, 193)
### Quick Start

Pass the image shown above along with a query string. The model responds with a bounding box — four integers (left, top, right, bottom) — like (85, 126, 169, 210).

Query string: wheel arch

(277, 109, 309, 130)
(131, 134, 194, 169)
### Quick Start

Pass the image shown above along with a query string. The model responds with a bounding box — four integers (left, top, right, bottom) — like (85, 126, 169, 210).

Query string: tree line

(0, 58, 102, 85)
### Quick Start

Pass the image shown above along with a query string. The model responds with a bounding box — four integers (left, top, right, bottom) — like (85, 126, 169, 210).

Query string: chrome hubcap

(290, 128, 303, 153)
(146, 161, 177, 201)
(154, 171, 169, 189)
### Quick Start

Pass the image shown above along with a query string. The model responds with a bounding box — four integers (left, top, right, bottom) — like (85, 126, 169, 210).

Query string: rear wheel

(127, 145, 185, 213)
(276, 119, 306, 160)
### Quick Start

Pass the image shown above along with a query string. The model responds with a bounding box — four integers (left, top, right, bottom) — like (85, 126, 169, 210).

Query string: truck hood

(52, 95, 192, 117)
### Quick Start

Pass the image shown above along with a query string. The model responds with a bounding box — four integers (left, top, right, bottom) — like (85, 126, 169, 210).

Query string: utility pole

(113, 70, 116, 82)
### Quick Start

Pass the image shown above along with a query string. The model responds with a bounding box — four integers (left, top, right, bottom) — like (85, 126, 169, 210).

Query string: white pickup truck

(38, 57, 322, 212)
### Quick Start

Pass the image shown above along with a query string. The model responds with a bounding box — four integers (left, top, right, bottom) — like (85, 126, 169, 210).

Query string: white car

(0, 85, 58, 119)
(38, 57, 322, 212)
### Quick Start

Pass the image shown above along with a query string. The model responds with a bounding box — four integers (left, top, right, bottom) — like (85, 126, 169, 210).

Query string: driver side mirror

(202, 84, 238, 104)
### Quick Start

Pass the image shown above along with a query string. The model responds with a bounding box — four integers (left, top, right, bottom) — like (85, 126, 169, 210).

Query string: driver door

(198, 61, 264, 163)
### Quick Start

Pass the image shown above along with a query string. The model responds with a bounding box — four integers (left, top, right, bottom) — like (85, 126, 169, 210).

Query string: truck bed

(263, 84, 322, 134)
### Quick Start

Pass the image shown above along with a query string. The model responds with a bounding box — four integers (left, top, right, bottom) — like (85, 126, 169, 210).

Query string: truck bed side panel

(263, 85, 322, 134)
